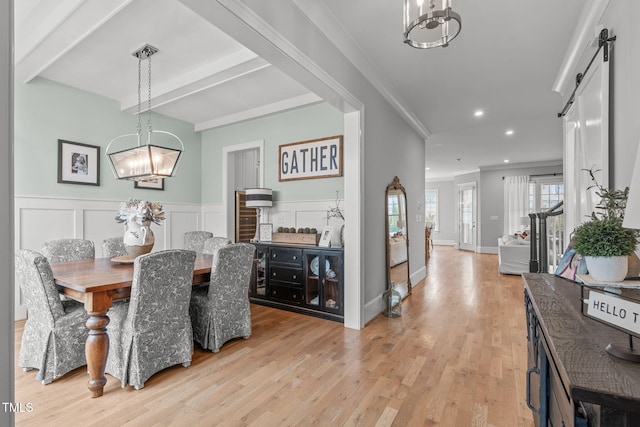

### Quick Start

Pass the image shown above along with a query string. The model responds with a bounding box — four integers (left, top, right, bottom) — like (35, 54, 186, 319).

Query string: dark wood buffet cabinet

(249, 242, 343, 322)
(523, 273, 640, 427)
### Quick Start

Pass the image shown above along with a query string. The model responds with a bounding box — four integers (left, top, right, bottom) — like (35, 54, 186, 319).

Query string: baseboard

(433, 239, 455, 246)
(478, 246, 499, 254)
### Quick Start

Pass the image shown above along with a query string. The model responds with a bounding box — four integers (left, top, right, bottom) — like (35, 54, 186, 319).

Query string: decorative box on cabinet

(249, 243, 343, 322)
(523, 273, 640, 427)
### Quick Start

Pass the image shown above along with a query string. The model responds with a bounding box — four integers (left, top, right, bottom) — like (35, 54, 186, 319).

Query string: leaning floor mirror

(385, 176, 411, 298)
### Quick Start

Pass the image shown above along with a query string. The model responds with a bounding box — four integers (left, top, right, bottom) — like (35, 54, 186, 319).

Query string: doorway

(458, 182, 476, 252)
(222, 141, 264, 241)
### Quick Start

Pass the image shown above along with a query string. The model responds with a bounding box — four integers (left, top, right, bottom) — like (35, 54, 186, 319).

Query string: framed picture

(57, 139, 100, 186)
(319, 226, 334, 248)
(134, 178, 164, 190)
(259, 223, 273, 242)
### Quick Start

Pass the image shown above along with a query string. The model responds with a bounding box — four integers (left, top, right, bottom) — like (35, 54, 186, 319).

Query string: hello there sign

(279, 135, 343, 182)
(586, 290, 640, 335)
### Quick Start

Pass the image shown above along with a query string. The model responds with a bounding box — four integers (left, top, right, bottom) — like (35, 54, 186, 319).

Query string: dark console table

(249, 242, 343, 322)
(523, 273, 640, 426)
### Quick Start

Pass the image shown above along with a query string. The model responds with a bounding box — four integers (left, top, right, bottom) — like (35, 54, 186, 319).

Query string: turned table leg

(84, 292, 112, 398)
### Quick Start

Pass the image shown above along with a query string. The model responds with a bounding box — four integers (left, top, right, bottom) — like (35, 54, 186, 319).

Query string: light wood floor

(14, 246, 533, 427)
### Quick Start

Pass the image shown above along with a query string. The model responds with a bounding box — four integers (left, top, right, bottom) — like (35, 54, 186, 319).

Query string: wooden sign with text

(278, 135, 343, 182)
(586, 290, 640, 335)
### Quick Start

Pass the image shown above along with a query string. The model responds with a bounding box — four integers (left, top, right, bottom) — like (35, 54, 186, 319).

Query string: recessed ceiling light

(504, 159, 510, 163)
(425, 167, 430, 170)
(474, 110, 484, 117)
(505, 130, 514, 135)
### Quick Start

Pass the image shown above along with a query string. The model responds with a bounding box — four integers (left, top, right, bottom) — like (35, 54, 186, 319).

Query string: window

(529, 179, 564, 213)
(387, 194, 406, 235)
(425, 190, 438, 231)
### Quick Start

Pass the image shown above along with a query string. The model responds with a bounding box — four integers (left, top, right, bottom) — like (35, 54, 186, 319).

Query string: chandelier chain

(136, 56, 142, 137)
(147, 51, 153, 134)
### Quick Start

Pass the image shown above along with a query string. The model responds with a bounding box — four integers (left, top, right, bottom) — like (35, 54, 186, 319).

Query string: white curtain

(504, 176, 529, 235)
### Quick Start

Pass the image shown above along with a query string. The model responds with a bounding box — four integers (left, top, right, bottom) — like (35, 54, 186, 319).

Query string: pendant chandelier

(403, 0, 462, 49)
(106, 44, 184, 181)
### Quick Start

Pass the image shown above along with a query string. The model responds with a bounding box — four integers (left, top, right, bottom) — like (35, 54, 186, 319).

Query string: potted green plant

(572, 168, 639, 281)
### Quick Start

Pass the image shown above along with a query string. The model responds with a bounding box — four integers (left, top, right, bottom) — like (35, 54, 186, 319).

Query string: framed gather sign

(279, 135, 343, 182)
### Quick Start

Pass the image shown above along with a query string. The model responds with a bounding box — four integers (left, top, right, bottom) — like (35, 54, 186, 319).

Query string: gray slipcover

(16, 249, 89, 384)
(184, 231, 214, 253)
(190, 243, 255, 353)
(203, 236, 232, 255)
(101, 236, 127, 258)
(41, 238, 95, 263)
(105, 249, 196, 390)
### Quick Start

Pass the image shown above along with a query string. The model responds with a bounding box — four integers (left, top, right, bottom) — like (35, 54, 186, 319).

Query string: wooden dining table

(50, 254, 213, 398)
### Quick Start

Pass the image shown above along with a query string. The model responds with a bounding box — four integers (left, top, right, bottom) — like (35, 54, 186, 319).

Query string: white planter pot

(584, 256, 628, 282)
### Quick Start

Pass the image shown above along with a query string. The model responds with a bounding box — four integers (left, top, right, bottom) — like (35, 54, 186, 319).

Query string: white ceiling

(14, 0, 587, 180)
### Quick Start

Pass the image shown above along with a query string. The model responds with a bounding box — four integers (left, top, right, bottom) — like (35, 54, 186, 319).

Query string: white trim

(478, 246, 499, 255)
(196, 93, 322, 132)
(433, 239, 455, 246)
(343, 110, 363, 329)
(222, 140, 264, 241)
(552, 0, 611, 95)
(290, 0, 430, 139)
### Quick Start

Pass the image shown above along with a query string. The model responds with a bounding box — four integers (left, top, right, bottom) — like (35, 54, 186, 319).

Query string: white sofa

(389, 235, 407, 266)
(498, 235, 530, 274)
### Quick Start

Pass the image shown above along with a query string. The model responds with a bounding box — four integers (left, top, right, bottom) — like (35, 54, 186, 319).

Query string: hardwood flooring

(14, 246, 533, 427)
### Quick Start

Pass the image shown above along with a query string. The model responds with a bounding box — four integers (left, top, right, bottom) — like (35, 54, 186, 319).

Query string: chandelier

(106, 44, 184, 181)
(403, 0, 462, 49)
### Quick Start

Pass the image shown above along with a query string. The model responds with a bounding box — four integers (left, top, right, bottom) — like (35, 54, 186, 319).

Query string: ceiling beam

(15, 0, 134, 83)
(194, 92, 322, 132)
(121, 50, 269, 113)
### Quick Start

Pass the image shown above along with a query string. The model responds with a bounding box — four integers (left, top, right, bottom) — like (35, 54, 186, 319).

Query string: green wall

(14, 78, 202, 203)
(201, 103, 344, 203)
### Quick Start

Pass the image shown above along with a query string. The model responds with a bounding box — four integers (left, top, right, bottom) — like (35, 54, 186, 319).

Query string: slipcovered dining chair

(101, 236, 127, 258)
(105, 249, 196, 390)
(190, 243, 255, 353)
(41, 238, 95, 263)
(184, 231, 213, 253)
(203, 236, 232, 255)
(42, 238, 95, 302)
(16, 249, 89, 384)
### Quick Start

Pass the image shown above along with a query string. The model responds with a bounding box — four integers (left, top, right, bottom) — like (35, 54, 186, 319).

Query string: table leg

(84, 292, 112, 398)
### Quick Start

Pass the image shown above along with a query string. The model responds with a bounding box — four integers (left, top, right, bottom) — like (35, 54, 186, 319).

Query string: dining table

(50, 253, 213, 398)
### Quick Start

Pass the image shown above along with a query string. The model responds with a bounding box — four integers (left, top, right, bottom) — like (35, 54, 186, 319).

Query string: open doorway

(222, 141, 264, 242)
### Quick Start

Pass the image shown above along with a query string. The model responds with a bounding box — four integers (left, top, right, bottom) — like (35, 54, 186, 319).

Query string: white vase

(584, 256, 628, 282)
(123, 220, 154, 257)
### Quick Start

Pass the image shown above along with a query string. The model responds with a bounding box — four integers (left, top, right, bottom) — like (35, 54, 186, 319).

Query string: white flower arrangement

(115, 199, 165, 225)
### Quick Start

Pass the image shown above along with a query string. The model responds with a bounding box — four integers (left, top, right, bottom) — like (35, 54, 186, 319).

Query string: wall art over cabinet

(279, 135, 343, 182)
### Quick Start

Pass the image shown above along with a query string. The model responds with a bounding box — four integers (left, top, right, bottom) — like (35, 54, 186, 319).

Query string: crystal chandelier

(403, 0, 462, 49)
(106, 44, 184, 181)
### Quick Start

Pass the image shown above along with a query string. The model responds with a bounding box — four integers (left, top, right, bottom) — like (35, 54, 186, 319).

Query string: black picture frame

(57, 139, 100, 186)
(134, 178, 165, 191)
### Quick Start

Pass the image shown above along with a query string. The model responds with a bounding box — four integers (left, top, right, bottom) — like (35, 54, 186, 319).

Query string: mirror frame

(385, 176, 411, 296)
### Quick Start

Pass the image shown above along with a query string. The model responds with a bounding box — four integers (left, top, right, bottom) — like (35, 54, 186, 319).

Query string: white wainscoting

(14, 196, 203, 320)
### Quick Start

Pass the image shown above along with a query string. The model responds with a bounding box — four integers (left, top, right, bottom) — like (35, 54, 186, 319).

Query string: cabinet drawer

(270, 247, 303, 265)
(270, 266, 302, 284)
(270, 284, 302, 305)
(548, 356, 574, 427)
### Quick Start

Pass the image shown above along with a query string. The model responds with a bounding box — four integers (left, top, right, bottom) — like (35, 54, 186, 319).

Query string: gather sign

(278, 135, 343, 182)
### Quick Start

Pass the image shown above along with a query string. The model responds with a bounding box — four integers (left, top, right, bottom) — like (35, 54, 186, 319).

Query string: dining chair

(105, 249, 197, 390)
(42, 238, 95, 303)
(41, 238, 95, 263)
(203, 236, 232, 255)
(184, 231, 214, 253)
(101, 236, 127, 258)
(16, 249, 89, 385)
(190, 243, 255, 353)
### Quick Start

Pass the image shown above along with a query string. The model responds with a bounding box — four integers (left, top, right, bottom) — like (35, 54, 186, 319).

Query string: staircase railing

(528, 201, 564, 273)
